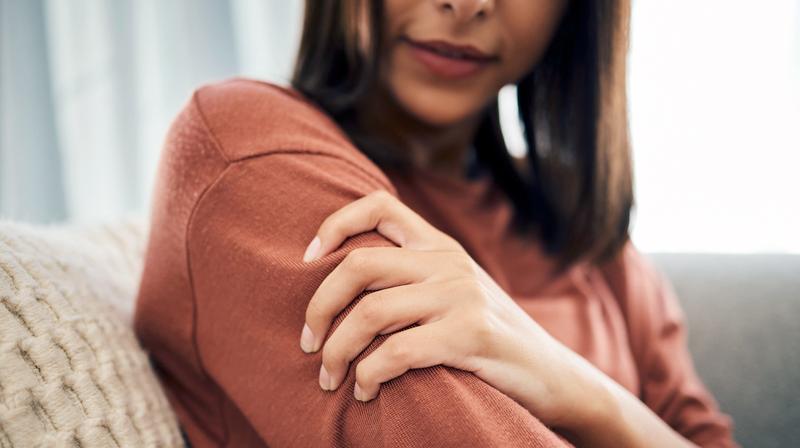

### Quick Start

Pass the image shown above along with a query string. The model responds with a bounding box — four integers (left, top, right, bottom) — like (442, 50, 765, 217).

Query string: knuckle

(473, 313, 495, 339)
(322, 340, 344, 371)
(440, 233, 465, 252)
(354, 362, 373, 389)
(374, 190, 399, 214)
(343, 248, 370, 271)
(318, 215, 342, 241)
(357, 295, 382, 323)
(367, 199, 389, 225)
(449, 252, 475, 276)
(316, 215, 333, 235)
(305, 297, 327, 323)
(455, 277, 484, 304)
(372, 189, 394, 203)
(387, 338, 411, 364)
(463, 311, 496, 355)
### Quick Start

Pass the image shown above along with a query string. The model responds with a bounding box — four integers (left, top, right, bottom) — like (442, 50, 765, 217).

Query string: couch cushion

(0, 216, 183, 447)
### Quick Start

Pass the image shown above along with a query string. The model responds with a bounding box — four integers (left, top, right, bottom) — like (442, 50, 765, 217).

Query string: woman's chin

(384, 63, 493, 126)
(413, 111, 471, 127)
(396, 98, 480, 128)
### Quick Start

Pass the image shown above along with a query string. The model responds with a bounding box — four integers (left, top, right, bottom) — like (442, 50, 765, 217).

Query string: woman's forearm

(536, 343, 697, 448)
(581, 373, 696, 447)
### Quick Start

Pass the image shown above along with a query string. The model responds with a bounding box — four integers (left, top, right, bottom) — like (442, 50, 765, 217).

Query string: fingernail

(300, 323, 316, 353)
(319, 364, 331, 390)
(354, 382, 366, 401)
(303, 236, 321, 262)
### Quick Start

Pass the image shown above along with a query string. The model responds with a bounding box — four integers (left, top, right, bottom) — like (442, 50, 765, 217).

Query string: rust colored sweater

(134, 77, 737, 447)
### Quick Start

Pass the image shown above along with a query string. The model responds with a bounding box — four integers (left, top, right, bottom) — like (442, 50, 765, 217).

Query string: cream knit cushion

(0, 216, 183, 447)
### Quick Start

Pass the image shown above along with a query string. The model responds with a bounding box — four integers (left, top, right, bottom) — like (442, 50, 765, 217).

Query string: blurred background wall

(1, 0, 799, 254)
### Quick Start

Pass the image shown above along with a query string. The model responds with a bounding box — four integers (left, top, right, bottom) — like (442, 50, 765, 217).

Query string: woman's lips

(402, 37, 498, 80)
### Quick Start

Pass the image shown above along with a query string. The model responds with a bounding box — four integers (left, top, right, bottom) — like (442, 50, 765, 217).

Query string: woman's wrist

(529, 342, 633, 446)
(546, 347, 695, 448)
(559, 356, 620, 434)
(561, 373, 633, 447)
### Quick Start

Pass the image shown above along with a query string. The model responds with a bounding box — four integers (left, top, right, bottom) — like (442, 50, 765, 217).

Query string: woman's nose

(433, 0, 495, 22)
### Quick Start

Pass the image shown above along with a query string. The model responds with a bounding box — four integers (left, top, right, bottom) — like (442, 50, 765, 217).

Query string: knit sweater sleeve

(185, 151, 572, 447)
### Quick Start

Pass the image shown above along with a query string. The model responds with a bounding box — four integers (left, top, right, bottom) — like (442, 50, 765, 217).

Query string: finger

(354, 321, 455, 402)
(320, 282, 448, 390)
(302, 189, 459, 262)
(303, 246, 442, 352)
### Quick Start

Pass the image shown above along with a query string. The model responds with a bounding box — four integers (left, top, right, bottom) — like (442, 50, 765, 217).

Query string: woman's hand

(298, 190, 612, 431)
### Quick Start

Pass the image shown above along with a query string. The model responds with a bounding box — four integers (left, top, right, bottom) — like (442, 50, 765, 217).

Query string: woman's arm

(186, 151, 573, 446)
(290, 190, 700, 447)
(596, 244, 738, 447)
(548, 344, 698, 447)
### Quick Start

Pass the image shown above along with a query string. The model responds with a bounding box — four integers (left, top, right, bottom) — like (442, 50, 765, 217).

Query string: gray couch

(651, 254, 800, 448)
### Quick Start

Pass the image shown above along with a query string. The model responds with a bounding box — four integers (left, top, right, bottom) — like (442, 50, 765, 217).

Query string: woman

(134, 0, 737, 446)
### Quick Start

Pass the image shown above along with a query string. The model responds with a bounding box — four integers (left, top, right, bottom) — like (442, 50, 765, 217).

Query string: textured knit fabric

(0, 217, 183, 447)
(134, 77, 737, 447)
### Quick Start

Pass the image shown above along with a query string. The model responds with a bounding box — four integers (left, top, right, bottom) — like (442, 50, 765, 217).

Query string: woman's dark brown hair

(291, 0, 634, 269)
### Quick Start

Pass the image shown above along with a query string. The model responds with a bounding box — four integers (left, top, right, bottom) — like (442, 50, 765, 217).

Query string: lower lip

(405, 41, 492, 79)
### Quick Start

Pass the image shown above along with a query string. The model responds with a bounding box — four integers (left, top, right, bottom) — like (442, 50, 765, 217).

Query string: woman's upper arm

(186, 152, 571, 447)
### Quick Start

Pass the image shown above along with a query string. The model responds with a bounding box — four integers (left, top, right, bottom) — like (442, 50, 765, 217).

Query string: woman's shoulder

(188, 77, 387, 182)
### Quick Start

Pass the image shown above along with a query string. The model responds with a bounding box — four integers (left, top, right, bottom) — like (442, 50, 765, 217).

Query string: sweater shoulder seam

(229, 149, 396, 192)
(190, 90, 231, 164)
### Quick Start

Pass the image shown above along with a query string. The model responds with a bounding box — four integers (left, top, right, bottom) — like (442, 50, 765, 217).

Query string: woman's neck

(353, 82, 483, 179)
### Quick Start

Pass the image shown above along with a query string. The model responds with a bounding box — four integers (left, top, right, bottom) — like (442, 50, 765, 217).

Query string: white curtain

(0, 0, 303, 224)
(2, 0, 799, 253)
